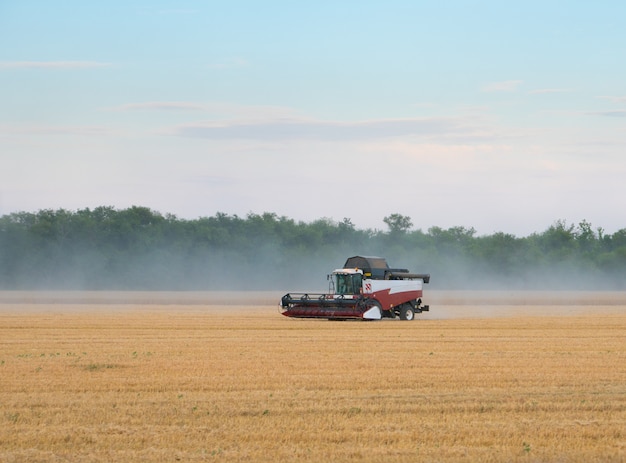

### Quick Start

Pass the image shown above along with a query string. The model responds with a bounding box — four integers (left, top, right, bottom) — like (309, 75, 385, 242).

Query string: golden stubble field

(0, 291, 625, 462)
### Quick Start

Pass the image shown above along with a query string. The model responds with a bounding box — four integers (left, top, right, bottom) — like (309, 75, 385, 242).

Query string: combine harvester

(280, 256, 430, 321)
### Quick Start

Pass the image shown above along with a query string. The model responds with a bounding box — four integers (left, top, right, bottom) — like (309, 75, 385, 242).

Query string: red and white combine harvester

(280, 256, 430, 321)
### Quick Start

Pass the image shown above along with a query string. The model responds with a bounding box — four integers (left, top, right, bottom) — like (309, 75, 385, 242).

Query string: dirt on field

(0, 291, 624, 462)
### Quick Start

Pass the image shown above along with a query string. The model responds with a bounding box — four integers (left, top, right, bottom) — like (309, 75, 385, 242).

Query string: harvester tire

(399, 305, 415, 321)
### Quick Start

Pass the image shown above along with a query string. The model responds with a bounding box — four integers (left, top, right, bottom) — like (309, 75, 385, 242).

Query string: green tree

(1, 207, 625, 290)
(383, 214, 413, 234)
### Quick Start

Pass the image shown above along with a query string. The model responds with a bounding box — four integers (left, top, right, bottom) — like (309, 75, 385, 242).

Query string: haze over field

(1, 2, 626, 236)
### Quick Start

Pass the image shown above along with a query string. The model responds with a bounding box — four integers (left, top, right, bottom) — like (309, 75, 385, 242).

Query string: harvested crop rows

(1, 292, 625, 462)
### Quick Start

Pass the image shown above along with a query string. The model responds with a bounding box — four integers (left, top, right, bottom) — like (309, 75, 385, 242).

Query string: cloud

(598, 96, 626, 104)
(109, 102, 206, 111)
(482, 80, 523, 92)
(586, 110, 626, 118)
(0, 61, 111, 69)
(107, 101, 300, 120)
(171, 117, 474, 142)
(201, 103, 301, 119)
(528, 88, 571, 95)
(1, 125, 116, 136)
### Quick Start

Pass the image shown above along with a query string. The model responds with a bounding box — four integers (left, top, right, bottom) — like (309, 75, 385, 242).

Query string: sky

(1, 1, 625, 237)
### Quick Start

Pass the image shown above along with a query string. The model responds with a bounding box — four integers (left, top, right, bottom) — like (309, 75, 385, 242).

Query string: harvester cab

(332, 269, 363, 295)
(280, 256, 430, 321)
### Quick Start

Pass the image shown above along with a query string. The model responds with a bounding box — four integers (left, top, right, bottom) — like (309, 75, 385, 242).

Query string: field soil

(0, 291, 624, 462)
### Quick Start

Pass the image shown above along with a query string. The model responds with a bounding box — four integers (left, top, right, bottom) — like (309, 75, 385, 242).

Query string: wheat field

(1, 291, 625, 462)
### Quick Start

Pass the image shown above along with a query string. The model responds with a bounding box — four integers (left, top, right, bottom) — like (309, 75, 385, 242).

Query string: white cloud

(109, 102, 206, 111)
(0, 125, 116, 136)
(482, 80, 523, 92)
(586, 110, 626, 118)
(108, 101, 301, 120)
(0, 61, 111, 69)
(201, 103, 302, 119)
(598, 95, 626, 104)
(528, 88, 571, 95)
(171, 117, 477, 142)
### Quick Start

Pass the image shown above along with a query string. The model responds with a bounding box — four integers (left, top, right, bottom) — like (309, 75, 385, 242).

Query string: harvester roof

(343, 256, 389, 270)
(343, 256, 409, 280)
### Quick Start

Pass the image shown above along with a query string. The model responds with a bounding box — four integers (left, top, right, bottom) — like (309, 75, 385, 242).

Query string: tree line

(1, 206, 625, 290)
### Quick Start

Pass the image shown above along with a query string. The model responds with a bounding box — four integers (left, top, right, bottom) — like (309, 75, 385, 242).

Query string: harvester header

(280, 256, 430, 321)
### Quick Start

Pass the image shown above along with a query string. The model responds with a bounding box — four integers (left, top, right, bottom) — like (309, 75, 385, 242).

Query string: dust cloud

(1, 290, 624, 321)
(2, 238, 624, 293)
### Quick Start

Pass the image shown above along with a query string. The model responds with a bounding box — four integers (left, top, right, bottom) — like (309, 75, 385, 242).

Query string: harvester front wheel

(399, 305, 415, 321)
